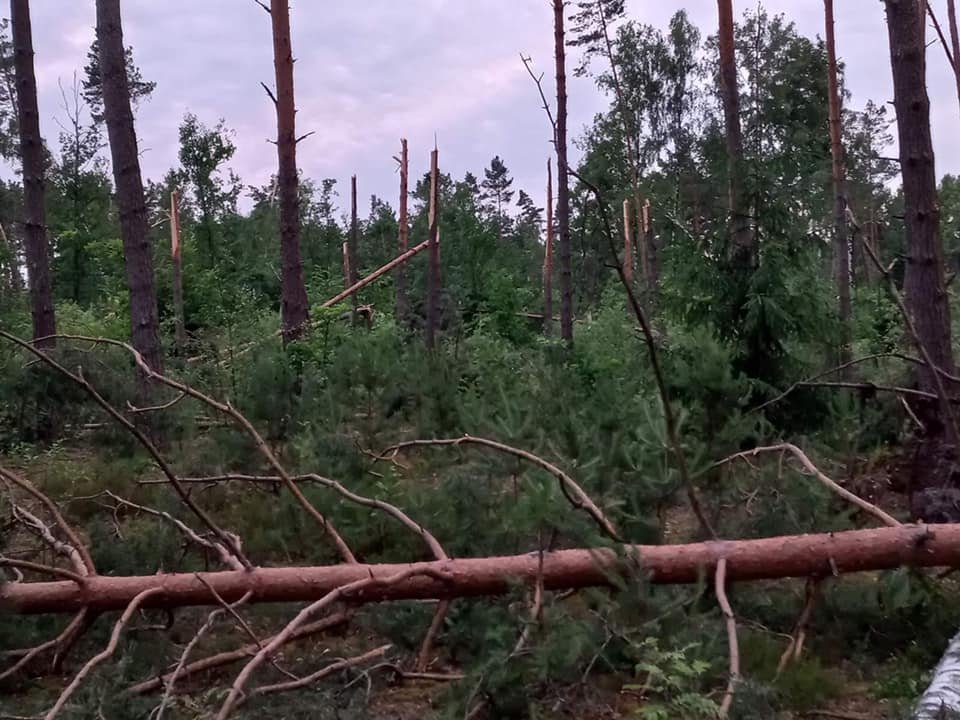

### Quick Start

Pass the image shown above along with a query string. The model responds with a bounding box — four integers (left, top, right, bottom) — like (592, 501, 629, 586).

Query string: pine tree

(481, 155, 515, 241)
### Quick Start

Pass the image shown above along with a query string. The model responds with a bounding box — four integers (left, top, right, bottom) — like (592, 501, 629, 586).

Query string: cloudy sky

(15, 1, 960, 216)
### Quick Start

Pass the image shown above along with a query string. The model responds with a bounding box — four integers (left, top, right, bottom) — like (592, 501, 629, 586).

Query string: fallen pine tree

(3, 523, 956, 614)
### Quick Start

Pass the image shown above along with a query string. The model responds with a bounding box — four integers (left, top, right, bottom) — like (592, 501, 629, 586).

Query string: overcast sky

(14, 1, 960, 217)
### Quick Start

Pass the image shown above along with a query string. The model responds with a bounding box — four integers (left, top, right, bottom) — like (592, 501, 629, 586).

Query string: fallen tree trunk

(914, 628, 960, 718)
(2, 524, 955, 615)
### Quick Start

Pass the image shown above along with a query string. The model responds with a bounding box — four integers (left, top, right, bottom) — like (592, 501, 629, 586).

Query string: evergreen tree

(481, 155, 514, 241)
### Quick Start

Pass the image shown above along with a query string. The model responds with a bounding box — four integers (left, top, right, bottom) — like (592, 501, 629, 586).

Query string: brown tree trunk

(10, 0, 55, 347)
(544, 158, 554, 337)
(349, 174, 359, 314)
(642, 199, 657, 304)
(622, 198, 633, 288)
(554, 0, 574, 344)
(884, 0, 957, 391)
(717, 0, 753, 268)
(949, 0, 960, 118)
(5, 524, 957, 615)
(396, 138, 410, 325)
(425, 148, 440, 351)
(170, 189, 186, 354)
(825, 0, 852, 374)
(269, 0, 309, 344)
(96, 0, 162, 372)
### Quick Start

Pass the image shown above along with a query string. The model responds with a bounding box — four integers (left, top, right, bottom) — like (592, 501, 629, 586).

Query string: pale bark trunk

(4, 524, 957, 615)
(425, 148, 440, 350)
(914, 629, 960, 718)
(554, 0, 574, 345)
(270, 0, 309, 344)
(11, 0, 56, 346)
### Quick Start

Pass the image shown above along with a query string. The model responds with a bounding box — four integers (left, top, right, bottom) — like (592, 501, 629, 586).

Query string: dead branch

(520, 53, 557, 142)
(10, 504, 89, 578)
(6, 332, 353, 565)
(567, 168, 716, 539)
(237, 644, 391, 708)
(376, 434, 620, 541)
(776, 578, 822, 675)
(126, 392, 186, 414)
(43, 588, 164, 720)
(216, 567, 453, 719)
(129, 611, 351, 695)
(715, 558, 739, 717)
(0, 332, 251, 569)
(706, 443, 901, 528)
(0, 466, 95, 574)
(101, 491, 244, 571)
(155, 592, 253, 720)
(9, 525, 957, 616)
(0, 557, 85, 583)
(928, 2, 958, 72)
(862, 241, 960, 446)
(0, 610, 88, 682)
(259, 81, 277, 105)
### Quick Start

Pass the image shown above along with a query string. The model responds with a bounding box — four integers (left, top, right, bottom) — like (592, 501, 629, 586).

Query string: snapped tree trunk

(10, 0, 55, 346)
(825, 0, 852, 374)
(717, 0, 753, 268)
(96, 0, 162, 373)
(349, 174, 359, 313)
(622, 198, 634, 289)
(884, 0, 957, 391)
(270, 0, 310, 344)
(642, 198, 657, 304)
(553, 0, 574, 345)
(425, 148, 440, 351)
(396, 138, 410, 325)
(544, 158, 554, 337)
(5, 524, 959, 615)
(170, 189, 186, 354)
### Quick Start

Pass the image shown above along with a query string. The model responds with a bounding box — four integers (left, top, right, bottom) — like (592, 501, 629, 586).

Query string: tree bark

(170, 189, 186, 354)
(425, 148, 440, 351)
(950, 0, 960, 120)
(553, 0, 574, 344)
(825, 0, 852, 375)
(349, 174, 359, 313)
(4, 524, 957, 615)
(884, 0, 957, 391)
(396, 138, 410, 325)
(269, 0, 309, 344)
(544, 158, 554, 337)
(914, 628, 960, 718)
(717, 0, 753, 268)
(642, 198, 657, 304)
(622, 198, 633, 289)
(10, 0, 55, 347)
(96, 0, 162, 373)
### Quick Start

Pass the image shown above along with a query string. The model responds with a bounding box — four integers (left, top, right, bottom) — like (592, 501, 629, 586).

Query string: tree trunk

(825, 0, 852, 375)
(10, 0, 55, 347)
(949, 0, 960, 119)
(425, 148, 440, 351)
(622, 198, 634, 289)
(642, 199, 657, 304)
(96, 0, 162, 373)
(349, 174, 359, 314)
(553, 0, 574, 345)
(717, 0, 753, 268)
(914, 629, 960, 718)
(270, 0, 309, 344)
(4, 524, 957, 615)
(170, 189, 186, 354)
(396, 138, 410, 325)
(544, 158, 554, 337)
(884, 0, 957, 391)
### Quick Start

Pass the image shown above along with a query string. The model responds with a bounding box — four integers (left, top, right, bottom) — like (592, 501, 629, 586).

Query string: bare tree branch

(0, 610, 89, 682)
(716, 558, 739, 718)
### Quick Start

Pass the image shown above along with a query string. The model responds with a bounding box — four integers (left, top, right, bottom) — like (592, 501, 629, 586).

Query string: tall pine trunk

(170, 189, 186, 354)
(96, 0, 162, 372)
(425, 148, 440, 351)
(553, 0, 574, 344)
(349, 175, 359, 313)
(544, 158, 554, 337)
(825, 0, 852, 373)
(10, 0, 55, 346)
(270, 0, 309, 344)
(396, 138, 410, 325)
(949, 0, 960, 118)
(884, 0, 956, 391)
(716, 0, 752, 268)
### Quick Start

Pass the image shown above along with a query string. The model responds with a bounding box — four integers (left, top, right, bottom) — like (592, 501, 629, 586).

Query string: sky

(14, 1, 960, 218)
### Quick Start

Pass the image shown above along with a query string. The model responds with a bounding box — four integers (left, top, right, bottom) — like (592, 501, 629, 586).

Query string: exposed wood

(170, 189, 186, 353)
(425, 147, 440, 350)
(324, 239, 430, 311)
(10, 0, 55, 346)
(717, 0, 753, 267)
(825, 0, 852, 374)
(396, 138, 410, 324)
(544, 157, 554, 336)
(269, 0, 310, 344)
(553, 0, 574, 344)
(641, 198, 656, 304)
(716, 558, 739, 717)
(884, 0, 957, 394)
(5, 524, 958, 615)
(622, 198, 633, 288)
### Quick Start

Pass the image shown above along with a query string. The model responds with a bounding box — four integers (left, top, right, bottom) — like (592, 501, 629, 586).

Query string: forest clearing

(4, 0, 960, 717)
